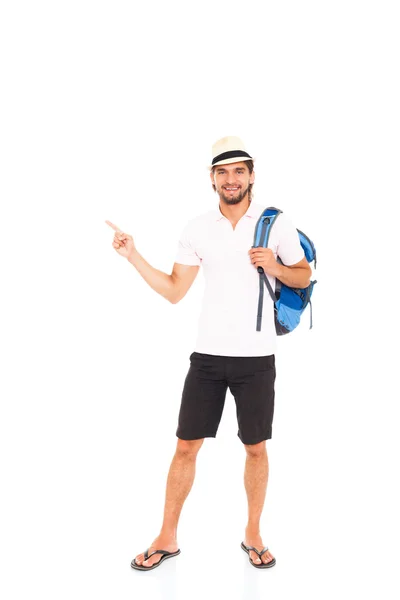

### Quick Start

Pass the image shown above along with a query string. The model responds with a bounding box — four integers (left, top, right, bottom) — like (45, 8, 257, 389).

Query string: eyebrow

(217, 167, 245, 172)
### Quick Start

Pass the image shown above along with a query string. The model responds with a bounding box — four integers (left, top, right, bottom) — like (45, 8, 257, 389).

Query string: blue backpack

(253, 207, 317, 335)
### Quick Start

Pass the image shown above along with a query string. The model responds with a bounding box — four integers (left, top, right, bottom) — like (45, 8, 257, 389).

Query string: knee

(176, 438, 204, 458)
(244, 440, 266, 458)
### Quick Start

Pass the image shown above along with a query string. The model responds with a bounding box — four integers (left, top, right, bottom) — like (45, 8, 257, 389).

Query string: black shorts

(176, 352, 276, 445)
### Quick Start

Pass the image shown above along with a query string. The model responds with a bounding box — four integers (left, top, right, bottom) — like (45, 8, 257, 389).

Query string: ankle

(159, 528, 178, 541)
(246, 524, 260, 536)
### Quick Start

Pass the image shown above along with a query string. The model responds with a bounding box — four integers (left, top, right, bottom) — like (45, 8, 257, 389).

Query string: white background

(1, 1, 399, 599)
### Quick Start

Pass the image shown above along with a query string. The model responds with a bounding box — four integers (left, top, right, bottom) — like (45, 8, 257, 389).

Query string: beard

(218, 185, 250, 206)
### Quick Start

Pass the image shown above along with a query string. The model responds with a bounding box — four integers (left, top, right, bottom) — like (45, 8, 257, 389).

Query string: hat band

(212, 150, 252, 166)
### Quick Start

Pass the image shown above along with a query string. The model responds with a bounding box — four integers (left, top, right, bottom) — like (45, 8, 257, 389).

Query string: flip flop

(131, 548, 181, 571)
(241, 542, 276, 568)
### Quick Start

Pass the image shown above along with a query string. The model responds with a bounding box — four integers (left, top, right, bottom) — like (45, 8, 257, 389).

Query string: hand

(105, 220, 136, 260)
(248, 247, 280, 277)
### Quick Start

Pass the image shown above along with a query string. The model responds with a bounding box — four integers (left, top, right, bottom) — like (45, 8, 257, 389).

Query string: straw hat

(209, 136, 254, 169)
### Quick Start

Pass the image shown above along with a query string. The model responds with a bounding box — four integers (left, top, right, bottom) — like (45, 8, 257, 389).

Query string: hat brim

(208, 156, 255, 170)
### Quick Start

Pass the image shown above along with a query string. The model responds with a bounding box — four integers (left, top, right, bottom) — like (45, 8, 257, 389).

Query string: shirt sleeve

(275, 212, 305, 266)
(174, 222, 202, 266)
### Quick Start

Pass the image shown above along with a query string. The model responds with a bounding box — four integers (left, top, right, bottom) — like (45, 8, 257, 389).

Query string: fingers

(112, 232, 133, 251)
(112, 237, 125, 249)
(105, 220, 122, 233)
(113, 233, 132, 247)
(249, 249, 270, 256)
(115, 233, 131, 241)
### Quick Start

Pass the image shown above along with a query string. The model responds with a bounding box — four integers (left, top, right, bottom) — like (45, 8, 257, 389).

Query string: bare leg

(243, 441, 275, 565)
(134, 438, 204, 567)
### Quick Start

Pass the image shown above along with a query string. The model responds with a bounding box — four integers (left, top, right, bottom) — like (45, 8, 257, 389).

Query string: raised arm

(106, 220, 199, 303)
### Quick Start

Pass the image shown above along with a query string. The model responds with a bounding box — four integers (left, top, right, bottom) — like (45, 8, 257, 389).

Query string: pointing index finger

(105, 220, 122, 233)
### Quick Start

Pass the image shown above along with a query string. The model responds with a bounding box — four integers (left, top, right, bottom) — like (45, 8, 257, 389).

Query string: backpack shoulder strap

(253, 207, 283, 248)
(254, 207, 283, 331)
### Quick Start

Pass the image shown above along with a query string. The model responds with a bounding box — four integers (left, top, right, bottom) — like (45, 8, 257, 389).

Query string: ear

(249, 170, 255, 184)
(210, 169, 216, 184)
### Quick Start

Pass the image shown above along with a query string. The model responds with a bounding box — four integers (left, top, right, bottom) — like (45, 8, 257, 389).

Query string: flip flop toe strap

(243, 544, 269, 557)
(144, 548, 174, 561)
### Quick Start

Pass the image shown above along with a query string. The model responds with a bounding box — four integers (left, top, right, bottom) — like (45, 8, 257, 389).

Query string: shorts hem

(238, 431, 272, 445)
(176, 432, 217, 440)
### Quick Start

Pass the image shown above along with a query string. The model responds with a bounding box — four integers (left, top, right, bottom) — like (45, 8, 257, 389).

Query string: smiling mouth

(224, 186, 240, 192)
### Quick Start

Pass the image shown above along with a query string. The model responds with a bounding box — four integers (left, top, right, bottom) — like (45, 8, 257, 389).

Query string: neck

(218, 196, 251, 222)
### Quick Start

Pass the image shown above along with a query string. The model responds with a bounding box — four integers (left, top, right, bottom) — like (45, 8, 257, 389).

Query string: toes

(250, 551, 261, 564)
(134, 545, 163, 568)
(142, 556, 152, 567)
(144, 554, 161, 567)
(262, 552, 273, 564)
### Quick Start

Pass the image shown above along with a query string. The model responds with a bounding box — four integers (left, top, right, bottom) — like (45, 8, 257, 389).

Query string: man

(106, 136, 311, 571)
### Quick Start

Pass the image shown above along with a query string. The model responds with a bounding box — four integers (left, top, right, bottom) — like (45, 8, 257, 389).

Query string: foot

(244, 527, 275, 566)
(134, 535, 179, 568)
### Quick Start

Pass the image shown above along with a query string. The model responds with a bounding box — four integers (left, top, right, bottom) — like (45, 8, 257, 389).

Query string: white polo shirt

(175, 201, 305, 357)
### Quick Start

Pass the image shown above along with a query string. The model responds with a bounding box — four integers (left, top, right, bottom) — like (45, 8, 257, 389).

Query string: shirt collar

(215, 201, 261, 221)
